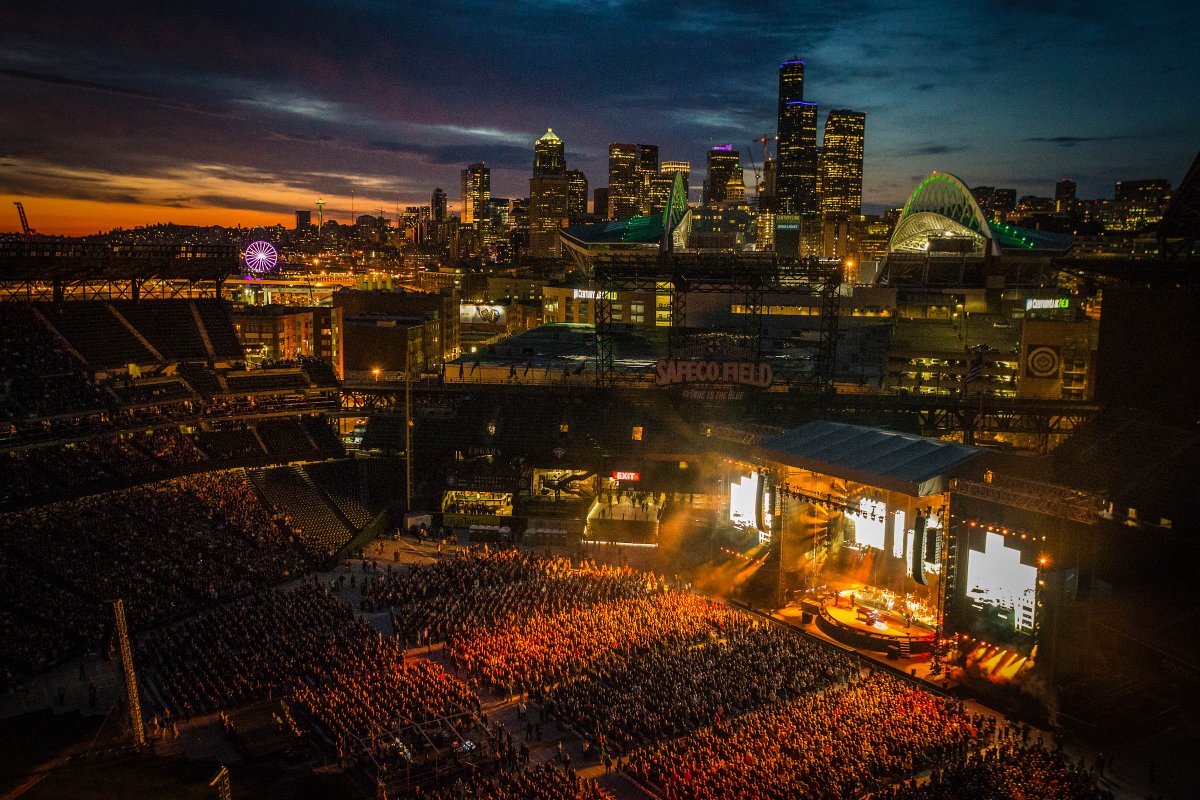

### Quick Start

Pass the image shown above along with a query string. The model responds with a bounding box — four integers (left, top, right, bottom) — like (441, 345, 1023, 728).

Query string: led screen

(851, 498, 886, 551)
(760, 484, 773, 545)
(965, 532, 1038, 641)
(729, 473, 759, 532)
(892, 509, 907, 558)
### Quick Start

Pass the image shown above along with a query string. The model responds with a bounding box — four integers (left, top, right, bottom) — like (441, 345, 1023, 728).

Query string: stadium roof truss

(890, 172, 998, 256)
(0, 241, 237, 302)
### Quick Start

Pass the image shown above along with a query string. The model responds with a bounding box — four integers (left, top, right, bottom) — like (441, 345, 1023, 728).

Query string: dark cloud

(0, 68, 164, 100)
(191, 195, 305, 215)
(904, 145, 968, 156)
(1024, 136, 1128, 146)
(362, 141, 533, 171)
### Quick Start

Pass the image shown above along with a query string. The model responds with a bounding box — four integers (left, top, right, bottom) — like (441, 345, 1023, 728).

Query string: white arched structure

(889, 172, 999, 256)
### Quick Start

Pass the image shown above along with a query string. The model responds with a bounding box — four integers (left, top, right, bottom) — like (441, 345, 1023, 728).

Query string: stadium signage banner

(1025, 298, 1070, 311)
(654, 359, 773, 388)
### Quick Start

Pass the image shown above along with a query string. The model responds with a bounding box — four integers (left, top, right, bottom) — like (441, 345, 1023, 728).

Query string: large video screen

(892, 509, 907, 559)
(850, 498, 886, 551)
(965, 532, 1038, 643)
(729, 472, 760, 532)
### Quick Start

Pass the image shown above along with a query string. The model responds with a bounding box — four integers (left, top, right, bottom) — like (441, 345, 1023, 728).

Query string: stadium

(3, 216, 1197, 798)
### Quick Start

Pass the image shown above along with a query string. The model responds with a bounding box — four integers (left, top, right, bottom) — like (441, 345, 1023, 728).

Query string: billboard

(460, 304, 507, 325)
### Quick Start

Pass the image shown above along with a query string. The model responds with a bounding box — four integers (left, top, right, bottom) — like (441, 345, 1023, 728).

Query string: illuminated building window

(631, 425, 643, 441)
(559, 422, 569, 433)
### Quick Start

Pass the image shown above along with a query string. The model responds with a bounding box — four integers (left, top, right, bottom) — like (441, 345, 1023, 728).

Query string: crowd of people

(0, 522, 1119, 800)
(425, 763, 604, 800)
(1, 429, 213, 509)
(624, 672, 991, 800)
(294, 638, 478, 755)
(140, 582, 376, 719)
(876, 741, 1115, 800)
(361, 548, 654, 644)
(0, 547, 108, 687)
(0, 303, 109, 423)
(543, 615, 860, 753)
(0, 471, 307, 685)
(448, 590, 728, 693)
(141, 579, 488, 790)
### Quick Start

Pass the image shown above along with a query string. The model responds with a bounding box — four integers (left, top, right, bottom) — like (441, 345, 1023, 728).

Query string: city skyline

(0, 0, 1196, 235)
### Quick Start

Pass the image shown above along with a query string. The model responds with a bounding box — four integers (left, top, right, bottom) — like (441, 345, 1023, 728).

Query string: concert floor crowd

(128, 546, 1113, 799)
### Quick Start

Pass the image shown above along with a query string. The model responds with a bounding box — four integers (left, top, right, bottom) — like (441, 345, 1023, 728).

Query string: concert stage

(814, 591, 935, 656)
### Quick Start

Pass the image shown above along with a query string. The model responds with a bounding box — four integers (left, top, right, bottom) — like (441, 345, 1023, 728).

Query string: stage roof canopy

(754, 420, 981, 496)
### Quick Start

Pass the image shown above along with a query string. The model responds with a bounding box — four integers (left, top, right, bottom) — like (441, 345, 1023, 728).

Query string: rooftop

(754, 420, 982, 496)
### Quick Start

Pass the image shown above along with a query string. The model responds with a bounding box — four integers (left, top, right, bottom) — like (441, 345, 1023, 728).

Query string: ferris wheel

(243, 240, 278, 273)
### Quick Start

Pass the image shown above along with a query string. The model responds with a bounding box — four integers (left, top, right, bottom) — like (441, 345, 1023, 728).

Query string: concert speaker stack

(924, 523, 941, 564)
(911, 512, 928, 586)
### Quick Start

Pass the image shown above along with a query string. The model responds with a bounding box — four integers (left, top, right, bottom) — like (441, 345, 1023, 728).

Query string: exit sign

(613, 470, 640, 482)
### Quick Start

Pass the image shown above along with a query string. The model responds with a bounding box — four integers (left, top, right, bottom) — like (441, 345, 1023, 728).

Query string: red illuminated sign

(612, 470, 640, 482)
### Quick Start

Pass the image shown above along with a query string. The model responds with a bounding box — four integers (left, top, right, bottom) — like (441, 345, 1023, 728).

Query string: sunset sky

(2, 0, 1196, 235)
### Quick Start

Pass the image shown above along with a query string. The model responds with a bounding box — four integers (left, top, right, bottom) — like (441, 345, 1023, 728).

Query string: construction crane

(753, 135, 774, 197)
(13, 201, 34, 240)
(747, 135, 775, 206)
(755, 134, 772, 167)
(746, 147, 763, 204)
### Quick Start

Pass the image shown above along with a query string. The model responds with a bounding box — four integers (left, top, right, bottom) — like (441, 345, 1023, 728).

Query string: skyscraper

(704, 146, 741, 205)
(661, 161, 691, 195)
(529, 176, 569, 258)
(1113, 179, 1170, 230)
(529, 130, 571, 259)
(593, 187, 609, 218)
(294, 210, 311, 230)
(607, 143, 658, 219)
(608, 144, 639, 219)
(778, 58, 804, 108)
(778, 102, 819, 214)
(534, 129, 566, 176)
(431, 187, 447, 222)
(566, 170, 589, 217)
(461, 163, 490, 226)
(637, 145, 660, 213)
(818, 110, 866, 217)
(775, 59, 819, 216)
(648, 161, 690, 215)
(1055, 178, 1076, 215)
(638, 145, 660, 175)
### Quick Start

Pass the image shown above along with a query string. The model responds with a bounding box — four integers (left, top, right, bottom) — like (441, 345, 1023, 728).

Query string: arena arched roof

(889, 172, 1072, 256)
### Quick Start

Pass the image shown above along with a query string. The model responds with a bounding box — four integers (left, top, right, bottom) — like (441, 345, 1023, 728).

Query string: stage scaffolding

(341, 710, 495, 798)
(591, 254, 841, 389)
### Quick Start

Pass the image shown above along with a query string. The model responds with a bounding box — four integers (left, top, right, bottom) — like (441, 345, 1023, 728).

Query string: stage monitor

(964, 531, 1038, 645)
